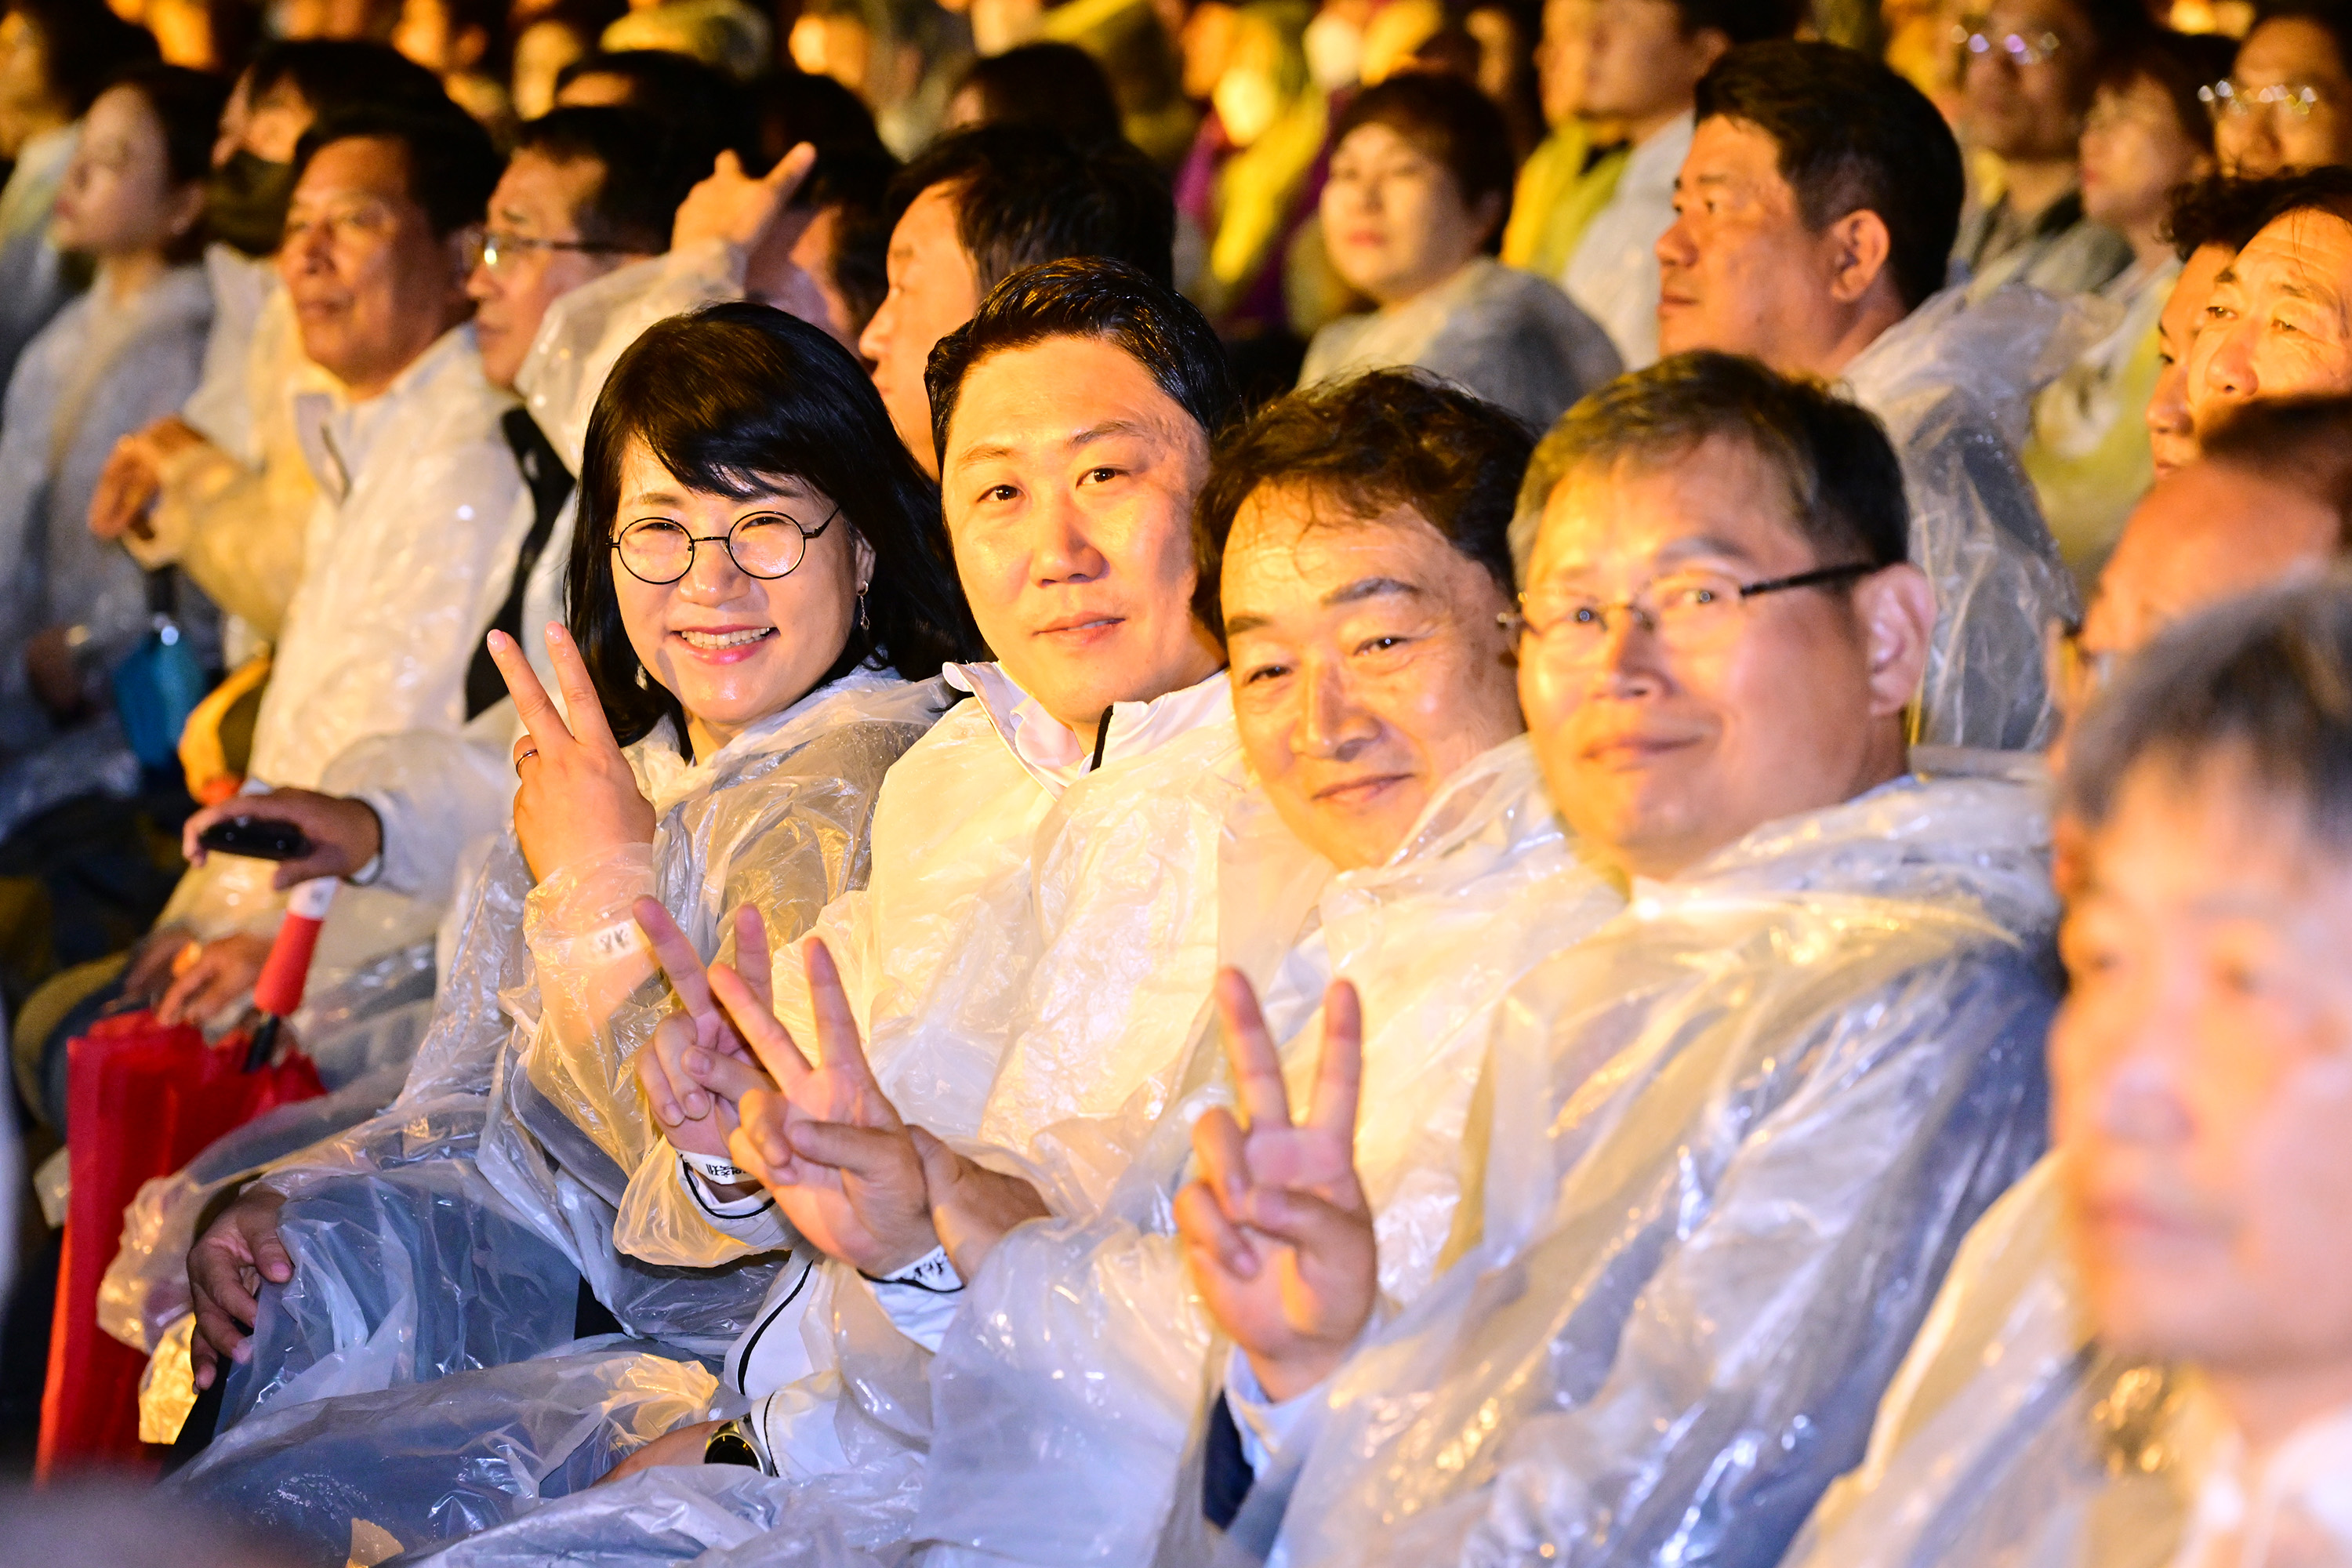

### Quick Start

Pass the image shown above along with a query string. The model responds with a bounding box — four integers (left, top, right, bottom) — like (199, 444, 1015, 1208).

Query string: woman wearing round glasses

(175, 302, 982, 1454)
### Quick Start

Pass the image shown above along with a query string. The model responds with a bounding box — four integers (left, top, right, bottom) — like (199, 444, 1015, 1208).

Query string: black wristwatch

(702, 1418, 761, 1469)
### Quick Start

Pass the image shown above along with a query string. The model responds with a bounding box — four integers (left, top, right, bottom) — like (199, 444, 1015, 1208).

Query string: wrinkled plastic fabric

(201, 673, 943, 1436)
(0, 264, 215, 760)
(170, 1339, 718, 1568)
(1779, 1155, 2210, 1568)
(1298, 259, 1623, 433)
(1214, 762, 2060, 1568)
(1840, 284, 2103, 754)
(913, 737, 1626, 1565)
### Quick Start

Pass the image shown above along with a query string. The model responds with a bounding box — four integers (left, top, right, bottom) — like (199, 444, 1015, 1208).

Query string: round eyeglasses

(2200, 78, 2328, 122)
(1499, 562, 1877, 662)
(1951, 21, 2063, 67)
(613, 505, 840, 585)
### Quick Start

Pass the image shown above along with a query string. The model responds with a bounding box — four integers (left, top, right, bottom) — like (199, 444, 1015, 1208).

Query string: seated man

(2187, 166, 2352, 429)
(2143, 174, 2281, 481)
(1780, 394, 2352, 1568)
(1655, 38, 2081, 750)
(1190, 353, 2057, 1568)
(16, 100, 519, 1118)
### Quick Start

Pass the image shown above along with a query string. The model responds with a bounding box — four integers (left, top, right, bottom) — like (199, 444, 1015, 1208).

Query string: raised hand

(634, 901, 777, 1167)
(909, 1127, 1051, 1281)
(670, 143, 818, 260)
(487, 624, 655, 883)
(717, 936, 936, 1275)
(1174, 971, 1377, 1403)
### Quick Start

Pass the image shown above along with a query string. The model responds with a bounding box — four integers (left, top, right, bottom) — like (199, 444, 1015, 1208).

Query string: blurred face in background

(1535, 0, 1594, 129)
(2213, 16, 2352, 178)
(1322, 119, 1497, 306)
(2078, 71, 2212, 237)
(2146, 241, 2231, 478)
(0, 9, 65, 158)
(857, 181, 982, 477)
(1221, 486, 1522, 870)
(467, 149, 644, 390)
(1577, 0, 1727, 142)
(1960, 0, 2097, 165)
(51, 85, 205, 261)
(510, 18, 591, 119)
(2056, 754, 2352, 1414)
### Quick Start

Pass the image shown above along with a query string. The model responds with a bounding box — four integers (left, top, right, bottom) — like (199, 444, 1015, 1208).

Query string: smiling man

(1655, 38, 2079, 750)
(1181, 352, 2059, 1568)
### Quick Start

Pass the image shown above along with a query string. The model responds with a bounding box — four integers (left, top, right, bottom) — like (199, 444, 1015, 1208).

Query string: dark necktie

(464, 408, 576, 720)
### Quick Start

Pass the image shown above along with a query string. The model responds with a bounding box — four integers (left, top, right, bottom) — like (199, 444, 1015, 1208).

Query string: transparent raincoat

(366, 676, 1243, 1566)
(913, 735, 1625, 1567)
(1297, 259, 1623, 433)
(1777, 1154, 2214, 1568)
(1205, 759, 2060, 1568)
(151, 672, 943, 1471)
(1839, 284, 2104, 754)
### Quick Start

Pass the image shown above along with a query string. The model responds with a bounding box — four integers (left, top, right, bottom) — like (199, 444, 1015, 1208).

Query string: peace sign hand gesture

(486, 624, 656, 884)
(1174, 971, 1377, 1404)
(634, 901, 778, 1170)
(713, 936, 938, 1276)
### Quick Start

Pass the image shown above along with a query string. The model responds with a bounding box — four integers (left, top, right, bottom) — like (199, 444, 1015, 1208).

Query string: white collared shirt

(943, 659, 1232, 796)
(1559, 110, 1693, 372)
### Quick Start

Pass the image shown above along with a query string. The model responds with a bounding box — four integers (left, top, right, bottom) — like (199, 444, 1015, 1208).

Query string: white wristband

(681, 1149, 753, 1187)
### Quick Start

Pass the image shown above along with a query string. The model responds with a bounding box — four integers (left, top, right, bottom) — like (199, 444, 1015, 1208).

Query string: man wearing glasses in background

(2209, 2, 2352, 177)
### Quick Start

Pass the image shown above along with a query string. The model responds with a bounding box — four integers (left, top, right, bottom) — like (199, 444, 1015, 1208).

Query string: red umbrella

(35, 879, 338, 1475)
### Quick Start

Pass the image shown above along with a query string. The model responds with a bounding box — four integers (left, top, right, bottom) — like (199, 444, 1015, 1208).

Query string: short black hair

(2095, 29, 2237, 156)
(1513, 350, 1908, 582)
(1697, 40, 1964, 314)
(1192, 369, 1535, 642)
(2198, 394, 2352, 550)
(887, 124, 1176, 296)
(3, 0, 155, 118)
(292, 101, 503, 241)
(753, 67, 887, 165)
(797, 143, 898, 339)
(574, 302, 983, 751)
(950, 42, 1125, 148)
(924, 256, 1238, 474)
(513, 106, 702, 254)
(1670, 0, 1806, 45)
(100, 64, 229, 264)
(2064, 577, 2352, 855)
(553, 49, 753, 171)
(245, 38, 448, 119)
(1330, 71, 1517, 255)
(2243, 162, 2352, 241)
(2162, 172, 2296, 259)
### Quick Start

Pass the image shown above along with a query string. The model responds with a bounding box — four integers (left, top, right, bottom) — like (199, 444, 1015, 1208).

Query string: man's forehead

(1532, 445, 1794, 572)
(2232, 211, 2352, 290)
(293, 135, 413, 201)
(949, 340, 1197, 462)
(1229, 491, 1445, 573)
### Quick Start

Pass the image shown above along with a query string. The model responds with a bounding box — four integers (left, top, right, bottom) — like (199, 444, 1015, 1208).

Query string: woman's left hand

(487, 624, 656, 884)
(156, 932, 274, 1027)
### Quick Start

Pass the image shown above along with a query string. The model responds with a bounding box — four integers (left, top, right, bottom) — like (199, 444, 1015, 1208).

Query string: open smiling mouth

(677, 628, 776, 649)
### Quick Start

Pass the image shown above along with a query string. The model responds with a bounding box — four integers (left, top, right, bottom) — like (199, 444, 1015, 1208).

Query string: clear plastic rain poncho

(0, 263, 215, 829)
(1201, 757, 2060, 1568)
(1777, 1154, 2212, 1568)
(155, 673, 943, 1463)
(1297, 259, 1624, 433)
(373, 678, 1244, 1566)
(913, 734, 1625, 1566)
(1839, 283, 2106, 754)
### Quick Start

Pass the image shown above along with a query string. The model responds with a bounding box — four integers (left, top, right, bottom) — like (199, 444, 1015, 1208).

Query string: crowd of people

(0, 0, 2349, 1559)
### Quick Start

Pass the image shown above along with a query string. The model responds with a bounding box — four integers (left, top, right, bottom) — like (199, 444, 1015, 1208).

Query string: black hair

(2064, 578, 2352, 854)
(97, 64, 230, 265)
(513, 106, 702, 254)
(2161, 171, 2298, 259)
(949, 42, 1126, 148)
(572, 302, 983, 751)
(1512, 350, 1909, 582)
(1670, 0, 1806, 45)
(924, 255, 1239, 474)
(2071, 0, 2161, 60)
(1697, 40, 1964, 314)
(2244, 162, 2352, 239)
(292, 100, 503, 240)
(2, 0, 155, 118)
(553, 49, 753, 170)
(1331, 71, 1518, 256)
(797, 143, 899, 339)
(2198, 394, 2352, 550)
(2095, 28, 2237, 156)
(753, 67, 887, 165)
(1192, 369, 1534, 641)
(245, 38, 448, 118)
(887, 124, 1176, 296)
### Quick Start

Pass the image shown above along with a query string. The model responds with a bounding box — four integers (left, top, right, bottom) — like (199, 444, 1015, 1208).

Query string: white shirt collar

(944, 659, 1230, 797)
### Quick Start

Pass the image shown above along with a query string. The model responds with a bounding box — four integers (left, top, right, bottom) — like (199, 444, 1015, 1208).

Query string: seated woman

(0, 64, 222, 844)
(155, 304, 977, 1543)
(1298, 72, 1621, 431)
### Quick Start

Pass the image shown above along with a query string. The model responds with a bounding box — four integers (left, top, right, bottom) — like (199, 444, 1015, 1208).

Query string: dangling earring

(855, 583, 871, 634)
(634, 664, 649, 689)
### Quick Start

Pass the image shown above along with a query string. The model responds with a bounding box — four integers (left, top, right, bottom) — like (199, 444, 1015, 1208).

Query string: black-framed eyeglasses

(468, 230, 639, 274)
(613, 505, 841, 585)
(1499, 562, 1878, 660)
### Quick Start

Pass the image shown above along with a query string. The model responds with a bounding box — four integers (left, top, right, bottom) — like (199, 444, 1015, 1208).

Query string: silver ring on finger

(515, 747, 539, 772)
